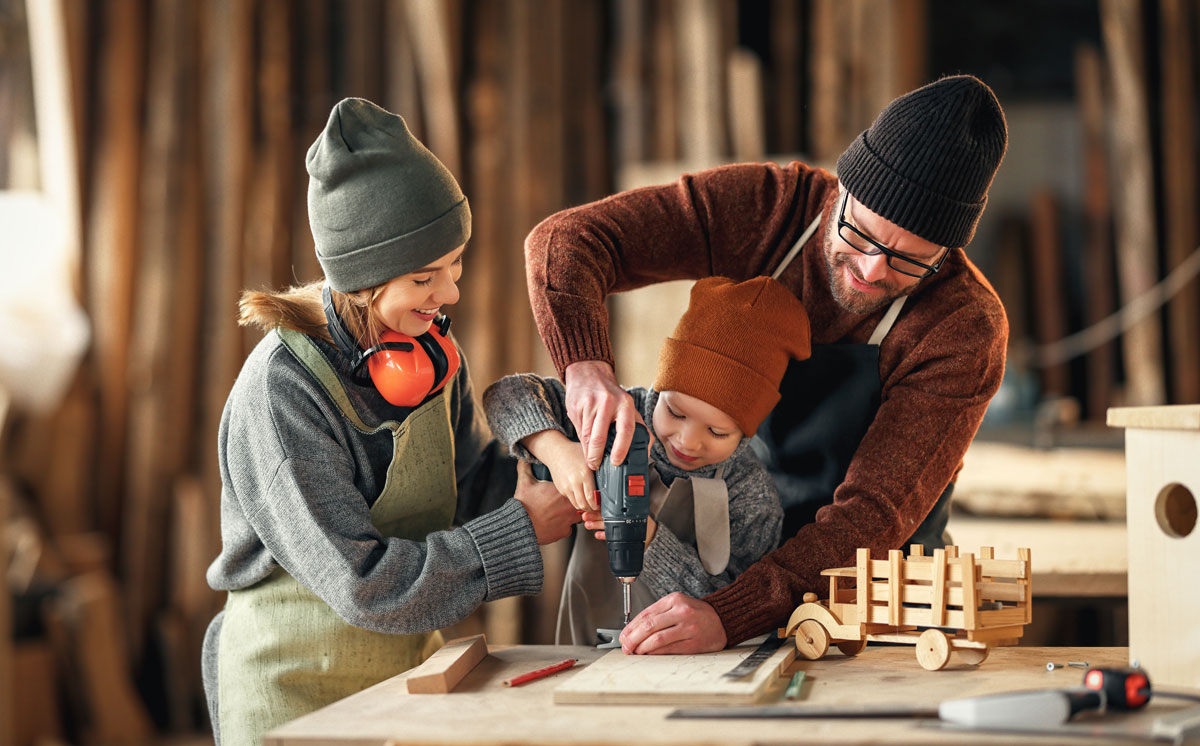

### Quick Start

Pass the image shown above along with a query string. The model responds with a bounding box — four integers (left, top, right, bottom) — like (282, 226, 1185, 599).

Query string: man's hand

(513, 460, 579, 545)
(619, 592, 727, 655)
(563, 360, 640, 469)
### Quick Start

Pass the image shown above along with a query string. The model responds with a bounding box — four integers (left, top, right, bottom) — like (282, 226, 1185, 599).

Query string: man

(524, 75, 1009, 654)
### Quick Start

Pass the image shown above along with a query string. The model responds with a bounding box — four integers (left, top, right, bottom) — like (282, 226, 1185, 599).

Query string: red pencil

(502, 658, 578, 687)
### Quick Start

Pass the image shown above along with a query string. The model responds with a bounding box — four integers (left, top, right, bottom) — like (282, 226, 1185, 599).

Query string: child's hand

(581, 511, 656, 546)
(524, 430, 598, 511)
(514, 460, 579, 545)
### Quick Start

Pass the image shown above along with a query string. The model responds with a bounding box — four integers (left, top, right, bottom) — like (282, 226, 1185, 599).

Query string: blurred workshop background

(1, 0, 1197, 744)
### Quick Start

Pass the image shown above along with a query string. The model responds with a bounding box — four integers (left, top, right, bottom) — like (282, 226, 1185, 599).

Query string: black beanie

(836, 75, 1007, 249)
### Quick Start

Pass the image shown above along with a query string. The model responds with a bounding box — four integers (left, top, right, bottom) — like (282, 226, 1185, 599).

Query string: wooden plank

(1108, 404, 1200, 431)
(769, 0, 802, 154)
(1019, 547, 1033, 623)
(1029, 188, 1069, 397)
(1159, 0, 1200, 405)
(650, 0, 678, 161)
(406, 634, 488, 694)
(1075, 45, 1116, 420)
(727, 48, 765, 161)
(865, 605, 965, 630)
(403, 0, 461, 178)
(887, 549, 902, 626)
(977, 608, 1028, 628)
(612, 0, 647, 167)
(931, 548, 946, 626)
(675, 0, 723, 164)
(1101, 0, 1165, 406)
(553, 638, 795, 705)
(866, 580, 1024, 607)
(809, 0, 840, 162)
(86, 0, 145, 544)
(961, 554, 978, 630)
(855, 548, 869, 620)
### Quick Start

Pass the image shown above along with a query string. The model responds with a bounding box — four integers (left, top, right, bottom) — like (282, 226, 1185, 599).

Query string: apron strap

(867, 296, 907, 346)
(691, 470, 730, 576)
(771, 214, 824, 280)
(275, 327, 396, 435)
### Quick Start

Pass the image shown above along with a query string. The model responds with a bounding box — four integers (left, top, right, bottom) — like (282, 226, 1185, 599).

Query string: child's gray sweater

(483, 374, 782, 599)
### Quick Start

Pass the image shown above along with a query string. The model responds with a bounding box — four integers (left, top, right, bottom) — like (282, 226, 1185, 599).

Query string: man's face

(821, 192, 948, 315)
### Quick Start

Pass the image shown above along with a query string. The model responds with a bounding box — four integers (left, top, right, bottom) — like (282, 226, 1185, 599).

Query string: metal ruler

(721, 632, 785, 680)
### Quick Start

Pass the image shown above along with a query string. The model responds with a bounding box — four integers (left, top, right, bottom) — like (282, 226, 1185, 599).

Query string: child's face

(375, 246, 465, 336)
(652, 391, 742, 470)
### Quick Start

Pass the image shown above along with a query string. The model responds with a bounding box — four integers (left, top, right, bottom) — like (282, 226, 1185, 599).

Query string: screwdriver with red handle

(937, 666, 1151, 727)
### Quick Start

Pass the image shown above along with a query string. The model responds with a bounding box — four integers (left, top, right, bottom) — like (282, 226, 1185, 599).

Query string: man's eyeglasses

(836, 194, 948, 279)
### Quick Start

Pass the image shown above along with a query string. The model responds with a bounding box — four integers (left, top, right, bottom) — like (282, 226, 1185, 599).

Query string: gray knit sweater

(206, 331, 543, 627)
(483, 374, 782, 598)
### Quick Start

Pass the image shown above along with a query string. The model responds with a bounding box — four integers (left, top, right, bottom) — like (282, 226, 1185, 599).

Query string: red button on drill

(627, 475, 645, 496)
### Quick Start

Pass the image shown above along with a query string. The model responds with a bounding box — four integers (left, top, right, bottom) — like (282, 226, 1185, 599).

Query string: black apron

(754, 214, 952, 548)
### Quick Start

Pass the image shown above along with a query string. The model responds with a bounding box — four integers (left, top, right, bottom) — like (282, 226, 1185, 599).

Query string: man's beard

(821, 220, 910, 315)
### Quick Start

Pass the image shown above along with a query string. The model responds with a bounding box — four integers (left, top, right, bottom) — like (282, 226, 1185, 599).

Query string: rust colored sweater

(524, 161, 1008, 646)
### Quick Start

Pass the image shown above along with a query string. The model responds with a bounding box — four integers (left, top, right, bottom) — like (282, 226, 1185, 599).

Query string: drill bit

(622, 583, 632, 626)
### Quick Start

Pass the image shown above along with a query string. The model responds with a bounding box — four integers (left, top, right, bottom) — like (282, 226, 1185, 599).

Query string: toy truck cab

(783, 545, 1032, 671)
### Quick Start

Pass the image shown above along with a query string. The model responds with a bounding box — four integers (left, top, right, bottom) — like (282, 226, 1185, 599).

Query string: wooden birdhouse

(1107, 405, 1200, 688)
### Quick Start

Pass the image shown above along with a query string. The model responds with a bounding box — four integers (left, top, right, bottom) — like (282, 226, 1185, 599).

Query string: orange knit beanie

(653, 276, 811, 436)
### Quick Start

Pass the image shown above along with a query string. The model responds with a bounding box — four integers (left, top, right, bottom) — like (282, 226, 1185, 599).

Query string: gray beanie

(307, 98, 471, 292)
(836, 75, 1007, 249)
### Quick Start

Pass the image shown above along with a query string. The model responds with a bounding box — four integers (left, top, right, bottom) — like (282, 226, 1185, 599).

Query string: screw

(1068, 661, 1089, 668)
(1046, 662, 1064, 671)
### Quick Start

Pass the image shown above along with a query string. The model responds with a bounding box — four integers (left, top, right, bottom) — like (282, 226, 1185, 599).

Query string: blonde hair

(238, 280, 389, 350)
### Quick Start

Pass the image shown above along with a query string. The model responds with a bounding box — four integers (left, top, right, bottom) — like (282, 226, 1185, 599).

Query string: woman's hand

(581, 511, 656, 546)
(513, 460, 579, 545)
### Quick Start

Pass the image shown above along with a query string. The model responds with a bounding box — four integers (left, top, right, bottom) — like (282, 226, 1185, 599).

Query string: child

(200, 98, 576, 746)
(484, 276, 810, 644)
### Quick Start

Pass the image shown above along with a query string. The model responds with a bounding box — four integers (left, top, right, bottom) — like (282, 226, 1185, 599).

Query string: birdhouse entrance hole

(1155, 483, 1197, 538)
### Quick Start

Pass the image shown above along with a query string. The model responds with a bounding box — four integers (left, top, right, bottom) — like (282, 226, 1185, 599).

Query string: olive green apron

(556, 465, 729, 645)
(217, 329, 456, 746)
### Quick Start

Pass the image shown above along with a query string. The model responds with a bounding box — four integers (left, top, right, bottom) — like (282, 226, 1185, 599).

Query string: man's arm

(705, 301, 1008, 645)
(622, 299, 1008, 653)
(527, 161, 835, 463)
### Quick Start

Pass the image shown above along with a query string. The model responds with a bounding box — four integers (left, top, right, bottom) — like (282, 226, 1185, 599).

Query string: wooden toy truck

(782, 545, 1032, 671)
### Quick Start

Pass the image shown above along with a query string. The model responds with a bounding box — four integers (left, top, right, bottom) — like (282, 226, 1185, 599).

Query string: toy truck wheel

(955, 646, 989, 665)
(836, 638, 867, 657)
(794, 620, 830, 660)
(915, 629, 951, 671)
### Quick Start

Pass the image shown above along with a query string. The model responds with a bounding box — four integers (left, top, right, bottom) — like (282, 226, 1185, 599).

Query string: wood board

(553, 637, 795, 705)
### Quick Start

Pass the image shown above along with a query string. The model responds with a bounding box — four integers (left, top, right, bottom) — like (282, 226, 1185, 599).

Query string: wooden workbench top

(265, 644, 1189, 745)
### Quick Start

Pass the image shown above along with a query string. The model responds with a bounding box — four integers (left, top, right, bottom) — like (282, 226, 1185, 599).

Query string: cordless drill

(532, 422, 651, 625)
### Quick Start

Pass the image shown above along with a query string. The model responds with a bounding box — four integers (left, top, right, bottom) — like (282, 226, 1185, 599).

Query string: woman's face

(374, 246, 465, 336)
(651, 390, 742, 470)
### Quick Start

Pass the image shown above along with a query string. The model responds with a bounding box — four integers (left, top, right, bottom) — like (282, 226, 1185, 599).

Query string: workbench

(265, 644, 1194, 745)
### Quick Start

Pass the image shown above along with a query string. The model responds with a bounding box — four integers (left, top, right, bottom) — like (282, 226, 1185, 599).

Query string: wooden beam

(403, 0, 462, 179)
(1101, 0, 1165, 405)
(1029, 189, 1069, 397)
(406, 634, 488, 693)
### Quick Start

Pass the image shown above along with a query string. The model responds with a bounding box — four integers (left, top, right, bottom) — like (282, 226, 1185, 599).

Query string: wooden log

(1158, 0, 1200, 404)
(1075, 46, 1116, 421)
(86, 0, 145, 544)
(1100, 0, 1165, 406)
(405, 634, 488, 693)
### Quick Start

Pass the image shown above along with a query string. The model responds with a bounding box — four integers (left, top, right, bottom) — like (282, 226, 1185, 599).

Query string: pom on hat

(653, 277, 810, 437)
(307, 98, 471, 292)
(836, 74, 1007, 249)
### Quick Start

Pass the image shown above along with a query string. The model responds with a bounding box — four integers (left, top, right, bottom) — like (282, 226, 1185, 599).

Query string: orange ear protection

(322, 285, 460, 407)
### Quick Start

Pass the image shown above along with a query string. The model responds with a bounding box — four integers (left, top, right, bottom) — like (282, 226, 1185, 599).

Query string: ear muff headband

(322, 284, 459, 407)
